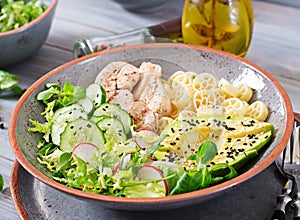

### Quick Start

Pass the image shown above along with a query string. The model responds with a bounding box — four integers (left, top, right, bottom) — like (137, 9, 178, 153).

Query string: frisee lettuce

(30, 82, 238, 198)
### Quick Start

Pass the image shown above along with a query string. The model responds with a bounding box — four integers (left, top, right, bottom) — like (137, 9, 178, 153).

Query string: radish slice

(72, 142, 98, 166)
(137, 165, 168, 195)
(113, 153, 131, 174)
(134, 130, 159, 150)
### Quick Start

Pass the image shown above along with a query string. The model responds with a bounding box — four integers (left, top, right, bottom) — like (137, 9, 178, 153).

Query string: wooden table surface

(1, 0, 300, 219)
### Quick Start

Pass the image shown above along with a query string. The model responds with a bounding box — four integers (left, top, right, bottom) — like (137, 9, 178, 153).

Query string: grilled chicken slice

(94, 61, 127, 102)
(95, 62, 140, 102)
(117, 63, 140, 91)
(133, 62, 172, 116)
(128, 100, 159, 131)
(110, 89, 134, 112)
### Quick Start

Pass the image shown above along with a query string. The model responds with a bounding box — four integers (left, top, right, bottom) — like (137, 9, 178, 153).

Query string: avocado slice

(154, 116, 274, 173)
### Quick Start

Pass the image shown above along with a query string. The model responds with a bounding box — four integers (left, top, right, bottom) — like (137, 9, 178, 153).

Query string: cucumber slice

(77, 96, 94, 114)
(51, 105, 88, 146)
(94, 103, 132, 134)
(96, 116, 126, 144)
(90, 115, 107, 123)
(53, 103, 83, 120)
(60, 118, 105, 152)
(86, 83, 106, 109)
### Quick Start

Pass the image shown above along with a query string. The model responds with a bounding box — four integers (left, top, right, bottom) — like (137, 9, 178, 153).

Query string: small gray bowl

(111, 0, 173, 12)
(0, 0, 58, 68)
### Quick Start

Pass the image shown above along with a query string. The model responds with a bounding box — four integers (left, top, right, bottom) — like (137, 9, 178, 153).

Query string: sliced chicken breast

(128, 101, 159, 131)
(133, 62, 172, 116)
(117, 63, 140, 91)
(110, 89, 134, 112)
(94, 61, 127, 101)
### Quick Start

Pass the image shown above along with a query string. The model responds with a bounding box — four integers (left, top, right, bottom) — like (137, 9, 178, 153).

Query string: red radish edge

(72, 142, 98, 163)
(113, 153, 131, 174)
(134, 130, 158, 150)
(137, 165, 168, 196)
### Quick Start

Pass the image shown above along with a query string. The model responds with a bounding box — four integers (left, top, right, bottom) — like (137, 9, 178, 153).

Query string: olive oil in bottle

(182, 0, 254, 57)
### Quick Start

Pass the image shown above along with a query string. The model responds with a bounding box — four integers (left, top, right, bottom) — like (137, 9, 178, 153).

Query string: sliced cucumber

(53, 103, 84, 120)
(90, 115, 107, 123)
(77, 96, 94, 115)
(96, 116, 126, 144)
(94, 103, 132, 134)
(86, 83, 106, 109)
(60, 118, 105, 152)
(51, 105, 88, 146)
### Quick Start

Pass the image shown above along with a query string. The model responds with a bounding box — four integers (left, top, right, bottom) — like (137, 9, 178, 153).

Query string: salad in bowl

(28, 60, 274, 198)
(9, 44, 293, 210)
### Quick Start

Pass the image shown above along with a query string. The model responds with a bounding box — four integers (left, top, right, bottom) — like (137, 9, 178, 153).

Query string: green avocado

(154, 116, 274, 172)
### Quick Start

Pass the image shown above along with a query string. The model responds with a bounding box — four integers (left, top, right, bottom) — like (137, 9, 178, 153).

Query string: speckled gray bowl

(0, 0, 58, 68)
(9, 43, 294, 211)
(111, 0, 173, 12)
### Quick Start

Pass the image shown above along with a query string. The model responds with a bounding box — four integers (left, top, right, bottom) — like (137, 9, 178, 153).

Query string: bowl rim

(9, 43, 294, 205)
(0, 0, 58, 37)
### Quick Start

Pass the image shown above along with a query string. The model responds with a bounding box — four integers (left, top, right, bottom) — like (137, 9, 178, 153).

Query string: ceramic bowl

(0, 0, 58, 68)
(9, 43, 294, 211)
(111, 0, 173, 12)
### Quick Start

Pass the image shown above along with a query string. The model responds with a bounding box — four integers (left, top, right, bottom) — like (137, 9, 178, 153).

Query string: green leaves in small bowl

(0, 0, 47, 33)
